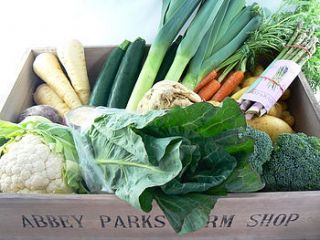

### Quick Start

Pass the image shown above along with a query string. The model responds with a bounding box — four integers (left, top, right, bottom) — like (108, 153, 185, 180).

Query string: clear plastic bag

(65, 106, 122, 193)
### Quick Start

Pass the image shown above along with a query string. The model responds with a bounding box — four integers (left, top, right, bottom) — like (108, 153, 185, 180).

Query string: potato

(247, 115, 294, 142)
(244, 71, 252, 80)
(254, 65, 265, 76)
(281, 111, 295, 127)
(267, 103, 283, 118)
(231, 87, 249, 100)
(278, 101, 288, 111)
(280, 89, 291, 101)
(241, 76, 257, 88)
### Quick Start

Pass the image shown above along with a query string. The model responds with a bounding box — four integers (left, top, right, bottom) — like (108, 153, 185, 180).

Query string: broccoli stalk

(243, 127, 273, 175)
(263, 133, 320, 191)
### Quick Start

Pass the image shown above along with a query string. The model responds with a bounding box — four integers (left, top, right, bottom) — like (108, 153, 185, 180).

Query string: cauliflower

(137, 80, 202, 114)
(0, 117, 86, 194)
(0, 134, 71, 193)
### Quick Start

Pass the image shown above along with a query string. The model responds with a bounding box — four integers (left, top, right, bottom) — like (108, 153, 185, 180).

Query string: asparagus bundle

(239, 23, 318, 120)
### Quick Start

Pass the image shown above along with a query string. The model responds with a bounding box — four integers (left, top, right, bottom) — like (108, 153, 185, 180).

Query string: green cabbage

(73, 99, 264, 234)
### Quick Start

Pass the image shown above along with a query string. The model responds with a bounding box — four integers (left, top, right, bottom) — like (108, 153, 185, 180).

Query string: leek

(126, 0, 201, 112)
(165, 0, 225, 82)
(200, 14, 263, 80)
(182, 0, 245, 90)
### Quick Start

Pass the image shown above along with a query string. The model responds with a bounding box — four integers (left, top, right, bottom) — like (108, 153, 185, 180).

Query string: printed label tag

(241, 60, 301, 111)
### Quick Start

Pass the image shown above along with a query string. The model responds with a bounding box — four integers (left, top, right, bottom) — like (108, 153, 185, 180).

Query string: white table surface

(0, 0, 318, 110)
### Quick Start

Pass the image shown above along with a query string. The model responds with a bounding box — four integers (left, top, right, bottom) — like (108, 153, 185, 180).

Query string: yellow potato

(280, 89, 291, 101)
(241, 76, 257, 88)
(247, 115, 294, 142)
(231, 87, 249, 100)
(278, 101, 288, 111)
(267, 103, 283, 118)
(254, 65, 265, 76)
(281, 111, 295, 127)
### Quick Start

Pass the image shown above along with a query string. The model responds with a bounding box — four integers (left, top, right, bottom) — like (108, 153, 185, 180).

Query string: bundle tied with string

(239, 23, 318, 120)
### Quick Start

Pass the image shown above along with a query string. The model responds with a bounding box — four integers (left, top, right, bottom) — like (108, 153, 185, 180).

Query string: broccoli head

(243, 127, 273, 175)
(263, 133, 320, 191)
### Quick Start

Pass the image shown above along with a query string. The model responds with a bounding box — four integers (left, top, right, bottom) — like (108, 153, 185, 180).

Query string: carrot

(33, 84, 70, 116)
(57, 39, 90, 104)
(194, 70, 218, 93)
(212, 70, 245, 102)
(198, 79, 221, 101)
(33, 53, 82, 109)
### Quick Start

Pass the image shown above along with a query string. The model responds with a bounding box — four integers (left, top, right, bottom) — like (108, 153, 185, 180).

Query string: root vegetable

(18, 105, 63, 124)
(241, 76, 257, 88)
(137, 80, 202, 114)
(33, 83, 70, 116)
(231, 86, 249, 100)
(212, 70, 245, 102)
(280, 89, 291, 101)
(254, 65, 264, 76)
(267, 102, 283, 118)
(198, 79, 221, 101)
(281, 111, 295, 127)
(194, 70, 218, 93)
(247, 115, 294, 142)
(279, 101, 288, 111)
(57, 39, 90, 104)
(208, 100, 221, 107)
(33, 53, 82, 109)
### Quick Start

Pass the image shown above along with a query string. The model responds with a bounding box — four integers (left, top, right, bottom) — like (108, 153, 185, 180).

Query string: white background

(1, 0, 317, 106)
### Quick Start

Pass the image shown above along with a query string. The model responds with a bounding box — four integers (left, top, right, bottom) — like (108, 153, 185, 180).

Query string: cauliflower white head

(0, 134, 72, 193)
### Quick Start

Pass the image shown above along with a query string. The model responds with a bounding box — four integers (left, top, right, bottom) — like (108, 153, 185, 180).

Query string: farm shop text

(21, 213, 300, 229)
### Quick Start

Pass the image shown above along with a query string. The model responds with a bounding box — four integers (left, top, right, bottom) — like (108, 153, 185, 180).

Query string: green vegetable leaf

(161, 140, 237, 195)
(89, 118, 183, 209)
(0, 121, 25, 139)
(145, 98, 246, 138)
(75, 99, 255, 235)
(154, 190, 217, 235)
(223, 159, 265, 192)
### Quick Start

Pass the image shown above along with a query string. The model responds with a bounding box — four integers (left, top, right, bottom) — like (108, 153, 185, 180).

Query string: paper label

(241, 60, 301, 112)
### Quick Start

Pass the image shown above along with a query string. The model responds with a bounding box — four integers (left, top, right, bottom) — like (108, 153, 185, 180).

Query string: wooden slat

(0, 50, 37, 122)
(289, 73, 320, 136)
(0, 192, 319, 240)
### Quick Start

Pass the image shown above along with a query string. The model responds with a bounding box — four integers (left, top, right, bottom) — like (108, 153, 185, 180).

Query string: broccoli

(243, 127, 273, 175)
(263, 133, 320, 191)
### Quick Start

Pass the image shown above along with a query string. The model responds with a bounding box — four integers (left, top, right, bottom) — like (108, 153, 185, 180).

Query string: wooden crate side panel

(0, 50, 37, 122)
(0, 192, 319, 240)
(290, 73, 320, 137)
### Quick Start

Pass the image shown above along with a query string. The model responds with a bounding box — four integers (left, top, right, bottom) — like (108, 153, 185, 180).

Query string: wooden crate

(0, 47, 320, 240)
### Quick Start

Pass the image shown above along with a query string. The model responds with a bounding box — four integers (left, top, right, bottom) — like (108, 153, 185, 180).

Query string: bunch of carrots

(194, 69, 244, 102)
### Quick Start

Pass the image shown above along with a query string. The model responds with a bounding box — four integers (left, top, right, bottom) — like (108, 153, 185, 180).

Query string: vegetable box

(0, 47, 320, 240)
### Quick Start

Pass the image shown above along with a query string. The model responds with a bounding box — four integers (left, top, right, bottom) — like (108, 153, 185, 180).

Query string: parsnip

(57, 39, 90, 104)
(34, 84, 70, 116)
(33, 53, 82, 109)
